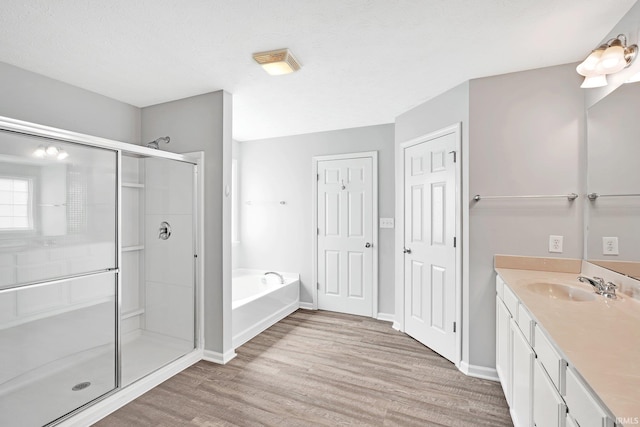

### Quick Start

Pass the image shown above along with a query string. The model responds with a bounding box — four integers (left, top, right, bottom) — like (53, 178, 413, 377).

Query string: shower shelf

(121, 308, 145, 320)
(122, 245, 144, 252)
(122, 182, 145, 188)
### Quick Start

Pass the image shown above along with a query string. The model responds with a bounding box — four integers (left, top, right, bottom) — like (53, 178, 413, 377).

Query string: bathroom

(0, 1, 639, 426)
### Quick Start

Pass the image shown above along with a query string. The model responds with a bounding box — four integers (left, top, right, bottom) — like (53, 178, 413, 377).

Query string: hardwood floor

(96, 310, 512, 426)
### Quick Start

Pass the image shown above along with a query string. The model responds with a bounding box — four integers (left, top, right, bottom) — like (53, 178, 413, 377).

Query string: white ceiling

(0, 1, 636, 141)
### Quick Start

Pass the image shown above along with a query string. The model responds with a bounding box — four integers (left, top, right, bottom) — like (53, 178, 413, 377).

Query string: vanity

(495, 255, 640, 427)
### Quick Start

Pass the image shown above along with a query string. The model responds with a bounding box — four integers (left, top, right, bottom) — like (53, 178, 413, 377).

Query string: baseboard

(59, 350, 202, 427)
(392, 321, 403, 332)
(376, 312, 394, 323)
(298, 301, 315, 310)
(202, 349, 237, 365)
(458, 361, 499, 382)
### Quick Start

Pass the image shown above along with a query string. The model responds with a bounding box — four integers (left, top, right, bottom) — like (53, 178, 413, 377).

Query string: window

(0, 177, 33, 231)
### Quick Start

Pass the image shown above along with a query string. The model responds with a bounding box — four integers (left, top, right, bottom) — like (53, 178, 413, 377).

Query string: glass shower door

(0, 131, 118, 426)
(120, 155, 195, 386)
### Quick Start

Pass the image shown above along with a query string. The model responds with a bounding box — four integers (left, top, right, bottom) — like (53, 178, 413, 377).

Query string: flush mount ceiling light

(576, 34, 638, 88)
(252, 48, 301, 76)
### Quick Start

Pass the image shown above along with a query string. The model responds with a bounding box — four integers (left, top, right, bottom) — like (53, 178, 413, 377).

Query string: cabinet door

(511, 318, 534, 427)
(534, 359, 567, 427)
(496, 296, 511, 405)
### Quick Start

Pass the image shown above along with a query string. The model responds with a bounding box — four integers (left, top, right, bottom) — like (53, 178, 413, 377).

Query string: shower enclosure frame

(0, 116, 204, 427)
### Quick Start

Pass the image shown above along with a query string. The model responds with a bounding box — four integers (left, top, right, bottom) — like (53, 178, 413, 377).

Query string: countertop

(496, 266, 640, 423)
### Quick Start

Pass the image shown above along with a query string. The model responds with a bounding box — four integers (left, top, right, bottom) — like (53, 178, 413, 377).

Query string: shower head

(146, 136, 170, 149)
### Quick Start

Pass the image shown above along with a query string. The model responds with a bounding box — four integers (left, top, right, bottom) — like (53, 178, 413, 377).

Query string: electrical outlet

(602, 237, 619, 255)
(549, 235, 563, 253)
(379, 218, 394, 229)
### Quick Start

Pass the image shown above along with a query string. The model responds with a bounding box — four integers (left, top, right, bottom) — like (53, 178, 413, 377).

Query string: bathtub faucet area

(264, 271, 285, 284)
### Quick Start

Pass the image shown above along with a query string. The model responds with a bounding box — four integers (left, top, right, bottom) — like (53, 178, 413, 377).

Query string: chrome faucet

(264, 271, 285, 284)
(577, 276, 605, 294)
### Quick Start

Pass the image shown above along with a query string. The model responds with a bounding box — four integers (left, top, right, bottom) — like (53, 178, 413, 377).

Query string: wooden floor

(96, 310, 512, 426)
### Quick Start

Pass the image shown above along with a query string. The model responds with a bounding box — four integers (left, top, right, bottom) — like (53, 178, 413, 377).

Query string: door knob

(159, 221, 171, 240)
(403, 247, 412, 254)
(365, 242, 372, 248)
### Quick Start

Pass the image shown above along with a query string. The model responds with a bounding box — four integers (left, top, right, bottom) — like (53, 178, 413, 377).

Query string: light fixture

(580, 74, 607, 88)
(33, 144, 69, 160)
(33, 145, 46, 158)
(57, 149, 68, 160)
(252, 48, 301, 76)
(576, 34, 638, 88)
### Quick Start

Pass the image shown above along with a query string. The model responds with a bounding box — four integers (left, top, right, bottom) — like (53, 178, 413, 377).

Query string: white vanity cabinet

(496, 274, 618, 427)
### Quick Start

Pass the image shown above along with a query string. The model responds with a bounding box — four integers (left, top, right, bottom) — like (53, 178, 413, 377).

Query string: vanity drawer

(496, 275, 504, 299)
(565, 367, 614, 427)
(516, 303, 535, 346)
(534, 325, 566, 394)
(503, 283, 519, 318)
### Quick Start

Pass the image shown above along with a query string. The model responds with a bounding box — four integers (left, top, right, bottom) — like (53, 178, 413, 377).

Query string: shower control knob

(365, 242, 372, 248)
(403, 247, 412, 254)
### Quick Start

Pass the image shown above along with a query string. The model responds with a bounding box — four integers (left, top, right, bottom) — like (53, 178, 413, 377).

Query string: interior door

(403, 133, 457, 362)
(317, 156, 373, 316)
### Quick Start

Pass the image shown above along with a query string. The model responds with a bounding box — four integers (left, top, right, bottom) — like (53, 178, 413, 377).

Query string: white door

(317, 156, 374, 316)
(403, 132, 457, 362)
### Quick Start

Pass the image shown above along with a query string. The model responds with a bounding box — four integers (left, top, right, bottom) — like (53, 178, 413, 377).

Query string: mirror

(586, 81, 640, 280)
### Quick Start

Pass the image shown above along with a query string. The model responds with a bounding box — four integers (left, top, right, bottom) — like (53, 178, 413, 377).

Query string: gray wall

(141, 91, 233, 355)
(394, 64, 585, 370)
(467, 64, 585, 368)
(0, 61, 140, 143)
(237, 124, 395, 315)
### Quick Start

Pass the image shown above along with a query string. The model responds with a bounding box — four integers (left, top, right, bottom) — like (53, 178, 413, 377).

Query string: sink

(526, 283, 596, 302)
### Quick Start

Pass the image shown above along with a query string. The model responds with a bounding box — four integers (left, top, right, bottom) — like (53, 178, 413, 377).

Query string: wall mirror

(586, 81, 640, 280)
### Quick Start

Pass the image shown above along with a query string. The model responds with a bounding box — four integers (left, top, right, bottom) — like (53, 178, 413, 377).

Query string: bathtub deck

(97, 310, 512, 427)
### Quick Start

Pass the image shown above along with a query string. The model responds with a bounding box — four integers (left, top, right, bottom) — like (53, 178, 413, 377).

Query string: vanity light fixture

(252, 48, 301, 76)
(33, 144, 69, 160)
(576, 34, 638, 88)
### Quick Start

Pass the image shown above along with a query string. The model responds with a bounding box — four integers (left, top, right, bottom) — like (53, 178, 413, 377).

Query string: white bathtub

(232, 269, 300, 349)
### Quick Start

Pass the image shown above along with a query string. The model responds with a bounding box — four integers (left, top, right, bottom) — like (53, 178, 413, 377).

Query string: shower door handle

(159, 221, 171, 240)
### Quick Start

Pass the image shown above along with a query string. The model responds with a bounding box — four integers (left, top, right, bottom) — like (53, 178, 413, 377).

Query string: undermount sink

(526, 282, 596, 302)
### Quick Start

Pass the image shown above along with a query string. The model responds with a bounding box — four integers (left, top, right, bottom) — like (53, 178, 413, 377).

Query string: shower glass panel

(0, 131, 117, 426)
(120, 154, 195, 386)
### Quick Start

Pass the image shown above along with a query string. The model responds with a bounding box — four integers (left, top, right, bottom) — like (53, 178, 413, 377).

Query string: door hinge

(453, 322, 457, 333)
(317, 227, 320, 235)
(449, 150, 457, 163)
(317, 282, 320, 290)
(453, 237, 457, 248)
(317, 173, 320, 181)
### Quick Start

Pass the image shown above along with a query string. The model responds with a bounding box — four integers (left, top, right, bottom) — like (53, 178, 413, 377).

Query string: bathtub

(232, 269, 300, 349)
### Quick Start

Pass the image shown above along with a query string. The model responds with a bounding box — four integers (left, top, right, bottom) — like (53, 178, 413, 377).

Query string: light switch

(380, 218, 394, 229)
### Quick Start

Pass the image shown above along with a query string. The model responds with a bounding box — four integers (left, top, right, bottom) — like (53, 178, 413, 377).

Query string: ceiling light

(580, 74, 607, 88)
(252, 48, 301, 76)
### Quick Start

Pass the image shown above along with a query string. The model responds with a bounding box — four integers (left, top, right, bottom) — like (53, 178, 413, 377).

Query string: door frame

(394, 123, 462, 366)
(311, 151, 378, 317)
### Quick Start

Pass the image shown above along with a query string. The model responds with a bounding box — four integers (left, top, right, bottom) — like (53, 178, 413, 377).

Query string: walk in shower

(0, 120, 198, 427)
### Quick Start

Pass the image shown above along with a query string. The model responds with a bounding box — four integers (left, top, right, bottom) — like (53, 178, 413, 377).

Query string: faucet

(146, 136, 170, 150)
(577, 276, 618, 299)
(264, 271, 285, 284)
(577, 276, 605, 294)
